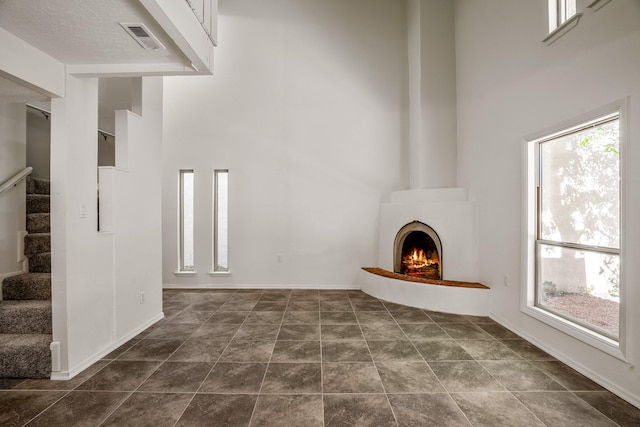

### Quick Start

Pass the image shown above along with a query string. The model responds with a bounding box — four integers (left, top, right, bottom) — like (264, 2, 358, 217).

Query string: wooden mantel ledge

(362, 268, 490, 289)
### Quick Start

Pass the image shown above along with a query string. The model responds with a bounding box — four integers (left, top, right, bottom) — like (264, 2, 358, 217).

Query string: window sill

(174, 270, 197, 277)
(521, 304, 626, 362)
(543, 13, 583, 45)
(209, 271, 232, 277)
(588, 0, 613, 11)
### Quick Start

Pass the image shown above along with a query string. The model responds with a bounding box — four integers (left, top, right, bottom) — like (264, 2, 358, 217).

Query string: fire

(402, 247, 440, 278)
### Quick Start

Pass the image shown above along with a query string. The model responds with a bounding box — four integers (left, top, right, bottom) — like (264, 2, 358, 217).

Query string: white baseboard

(490, 312, 640, 409)
(162, 283, 361, 290)
(50, 312, 164, 381)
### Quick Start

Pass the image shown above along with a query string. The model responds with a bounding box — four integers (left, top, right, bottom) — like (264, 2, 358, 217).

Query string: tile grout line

(318, 296, 325, 427)
(246, 290, 290, 427)
(383, 300, 477, 426)
(168, 289, 252, 427)
(97, 292, 211, 426)
(350, 294, 400, 427)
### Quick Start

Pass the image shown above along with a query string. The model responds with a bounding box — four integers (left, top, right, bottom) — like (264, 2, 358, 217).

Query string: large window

(213, 170, 229, 272)
(525, 105, 624, 350)
(179, 170, 195, 271)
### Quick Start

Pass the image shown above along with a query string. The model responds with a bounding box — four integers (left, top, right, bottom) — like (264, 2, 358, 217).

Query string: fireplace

(394, 221, 442, 280)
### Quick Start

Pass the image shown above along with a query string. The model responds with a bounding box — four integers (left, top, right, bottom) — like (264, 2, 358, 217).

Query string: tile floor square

(322, 362, 384, 393)
(261, 363, 322, 394)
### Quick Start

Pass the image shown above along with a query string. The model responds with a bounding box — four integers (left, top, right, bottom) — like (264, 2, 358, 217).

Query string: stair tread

(26, 213, 51, 234)
(0, 300, 52, 334)
(0, 300, 51, 308)
(26, 194, 50, 214)
(2, 273, 51, 301)
(0, 334, 52, 378)
(0, 333, 52, 345)
(3, 272, 51, 282)
(26, 177, 50, 195)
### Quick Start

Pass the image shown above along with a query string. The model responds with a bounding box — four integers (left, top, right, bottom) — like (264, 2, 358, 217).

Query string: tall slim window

(549, 0, 577, 32)
(179, 170, 195, 271)
(532, 112, 620, 340)
(213, 170, 229, 272)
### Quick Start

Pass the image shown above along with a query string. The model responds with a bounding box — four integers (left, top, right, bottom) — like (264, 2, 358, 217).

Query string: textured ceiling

(0, 0, 185, 65)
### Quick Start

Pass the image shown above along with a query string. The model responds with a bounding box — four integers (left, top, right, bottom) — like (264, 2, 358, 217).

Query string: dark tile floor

(1, 289, 639, 426)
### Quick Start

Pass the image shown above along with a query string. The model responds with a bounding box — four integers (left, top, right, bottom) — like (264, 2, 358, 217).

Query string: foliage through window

(534, 112, 620, 340)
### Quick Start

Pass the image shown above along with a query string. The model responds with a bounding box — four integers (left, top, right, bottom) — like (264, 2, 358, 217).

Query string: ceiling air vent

(120, 23, 166, 50)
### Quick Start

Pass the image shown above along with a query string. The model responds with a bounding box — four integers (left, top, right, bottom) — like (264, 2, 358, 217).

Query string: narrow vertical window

(213, 170, 229, 272)
(180, 170, 195, 271)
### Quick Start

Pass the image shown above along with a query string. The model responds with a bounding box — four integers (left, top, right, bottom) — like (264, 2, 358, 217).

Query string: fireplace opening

(394, 221, 442, 280)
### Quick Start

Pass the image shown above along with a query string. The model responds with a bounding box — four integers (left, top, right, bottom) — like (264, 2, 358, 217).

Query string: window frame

(178, 169, 196, 273)
(211, 169, 229, 274)
(522, 99, 628, 361)
(548, 0, 576, 32)
(544, 0, 582, 45)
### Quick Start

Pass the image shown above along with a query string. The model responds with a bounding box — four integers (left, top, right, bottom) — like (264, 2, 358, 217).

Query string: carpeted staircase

(0, 176, 52, 378)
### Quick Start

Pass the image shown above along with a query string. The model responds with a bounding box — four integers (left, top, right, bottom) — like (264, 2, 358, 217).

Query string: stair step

(26, 177, 50, 195)
(0, 334, 51, 378)
(24, 233, 50, 257)
(2, 273, 51, 300)
(26, 194, 50, 214)
(0, 300, 52, 334)
(29, 252, 51, 273)
(27, 213, 50, 234)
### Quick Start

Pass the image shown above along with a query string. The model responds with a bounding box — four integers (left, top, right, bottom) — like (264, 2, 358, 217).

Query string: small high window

(549, 0, 577, 32)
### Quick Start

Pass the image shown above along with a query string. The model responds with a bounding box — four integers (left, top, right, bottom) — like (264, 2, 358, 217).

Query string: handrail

(0, 167, 33, 196)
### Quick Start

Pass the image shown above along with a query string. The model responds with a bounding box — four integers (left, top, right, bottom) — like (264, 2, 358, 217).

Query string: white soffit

(0, 75, 49, 103)
(0, 0, 185, 65)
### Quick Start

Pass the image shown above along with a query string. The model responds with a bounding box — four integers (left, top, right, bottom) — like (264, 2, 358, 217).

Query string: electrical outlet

(140, 291, 145, 304)
(503, 275, 509, 286)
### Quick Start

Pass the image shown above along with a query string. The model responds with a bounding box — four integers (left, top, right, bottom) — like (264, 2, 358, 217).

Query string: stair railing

(0, 167, 33, 196)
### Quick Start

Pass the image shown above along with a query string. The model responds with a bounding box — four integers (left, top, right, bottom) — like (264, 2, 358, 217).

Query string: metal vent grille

(120, 23, 166, 50)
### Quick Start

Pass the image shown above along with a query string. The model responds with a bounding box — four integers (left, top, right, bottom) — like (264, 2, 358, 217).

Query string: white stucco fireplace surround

(360, 188, 491, 315)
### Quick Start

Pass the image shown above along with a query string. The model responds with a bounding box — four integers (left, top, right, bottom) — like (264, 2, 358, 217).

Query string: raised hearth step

(26, 177, 50, 195)
(24, 233, 50, 257)
(0, 334, 51, 378)
(27, 213, 50, 234)
(26, 194, 50, 214)
(0, 300, 52, 334)
(2, 273, 51, 300)
(362, 267, 490, 289)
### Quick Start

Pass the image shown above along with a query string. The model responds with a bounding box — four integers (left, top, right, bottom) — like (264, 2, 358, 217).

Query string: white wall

(50, 75, 163, 378)
(455, 0, 640, 406)
(407, 0, 457, 189)
(26, 106, 51, 179)
(0, 103, 26, 286)
(163, 0, 409, 288)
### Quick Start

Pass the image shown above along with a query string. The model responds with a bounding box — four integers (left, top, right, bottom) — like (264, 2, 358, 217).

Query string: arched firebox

(393, 221, 442, 280)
